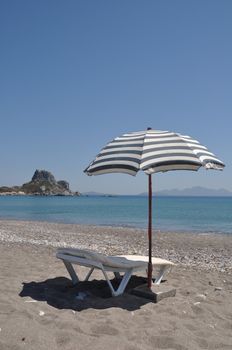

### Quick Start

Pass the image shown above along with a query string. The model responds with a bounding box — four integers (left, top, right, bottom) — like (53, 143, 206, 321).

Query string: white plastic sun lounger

(56, 248, 174, 297)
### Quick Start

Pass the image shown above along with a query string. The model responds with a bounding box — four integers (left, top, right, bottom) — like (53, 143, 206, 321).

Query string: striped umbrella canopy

(84, 129, 225, 288)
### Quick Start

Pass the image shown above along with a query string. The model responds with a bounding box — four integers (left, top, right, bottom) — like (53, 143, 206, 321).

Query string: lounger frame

(56, 250, 174, 297)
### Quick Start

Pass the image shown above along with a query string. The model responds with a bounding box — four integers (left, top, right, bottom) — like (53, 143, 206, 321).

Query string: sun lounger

(56, 248, 174, 297)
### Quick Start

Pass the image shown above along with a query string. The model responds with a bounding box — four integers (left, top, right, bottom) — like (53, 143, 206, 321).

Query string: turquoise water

(0, 196, 232, 234)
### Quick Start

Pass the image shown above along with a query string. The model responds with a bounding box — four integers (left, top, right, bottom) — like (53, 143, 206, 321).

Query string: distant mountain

(138, 186, 232, 197)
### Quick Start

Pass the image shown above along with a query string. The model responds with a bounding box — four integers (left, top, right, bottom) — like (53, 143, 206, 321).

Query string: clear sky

(0, 0, 231, 194)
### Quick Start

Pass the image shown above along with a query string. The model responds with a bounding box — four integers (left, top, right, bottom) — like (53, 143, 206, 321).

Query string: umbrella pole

(147, 174, 153, 288)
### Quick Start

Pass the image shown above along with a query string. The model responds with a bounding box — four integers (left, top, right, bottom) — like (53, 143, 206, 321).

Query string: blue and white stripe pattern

(84, 130, 225, 176)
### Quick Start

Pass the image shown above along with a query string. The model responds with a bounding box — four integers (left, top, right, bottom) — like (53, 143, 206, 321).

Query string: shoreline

(1, 216, 232, 236)
(0, 219, 231, 273)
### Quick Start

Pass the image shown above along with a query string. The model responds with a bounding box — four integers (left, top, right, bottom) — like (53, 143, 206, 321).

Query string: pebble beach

(0, 219, 232, 349)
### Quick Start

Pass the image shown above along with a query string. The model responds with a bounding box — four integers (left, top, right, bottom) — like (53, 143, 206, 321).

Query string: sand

(0, 220, 231, 350)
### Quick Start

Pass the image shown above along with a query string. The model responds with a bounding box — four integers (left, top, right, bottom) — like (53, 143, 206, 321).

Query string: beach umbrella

(84, 128, 225, 288)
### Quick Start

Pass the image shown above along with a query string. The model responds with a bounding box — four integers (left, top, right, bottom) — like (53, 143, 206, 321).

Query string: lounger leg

(116, 270, 133, 295)
(114, 272, 121, 280)
(84, 267, 94, 281)
(101, 269, 133, 297)
(63, 260, 95, 283)
(63, 260, 79, 284)
(154, 266, 168, 284)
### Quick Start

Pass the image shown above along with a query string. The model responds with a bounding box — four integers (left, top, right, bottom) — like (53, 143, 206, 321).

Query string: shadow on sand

(19, 276, 152, 311)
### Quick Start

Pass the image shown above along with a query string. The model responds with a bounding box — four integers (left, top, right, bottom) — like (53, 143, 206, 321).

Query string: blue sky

(0, 0, 231, 194)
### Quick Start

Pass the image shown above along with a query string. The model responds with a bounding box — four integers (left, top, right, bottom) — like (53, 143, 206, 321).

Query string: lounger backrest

(57, 248, 146, 269)
(57, 248, 113, 266)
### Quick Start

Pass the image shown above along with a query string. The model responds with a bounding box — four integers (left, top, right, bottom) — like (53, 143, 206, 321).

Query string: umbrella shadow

(19, 276, 152, 311)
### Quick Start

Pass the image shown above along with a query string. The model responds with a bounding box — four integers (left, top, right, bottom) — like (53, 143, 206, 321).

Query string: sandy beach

(0, 219, 231, 349)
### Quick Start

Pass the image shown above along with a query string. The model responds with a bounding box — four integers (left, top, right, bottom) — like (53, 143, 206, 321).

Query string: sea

(0, 195, 232, 235)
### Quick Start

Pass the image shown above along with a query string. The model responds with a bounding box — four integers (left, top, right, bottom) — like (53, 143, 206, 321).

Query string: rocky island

(0, 169, 80, 196)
